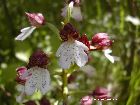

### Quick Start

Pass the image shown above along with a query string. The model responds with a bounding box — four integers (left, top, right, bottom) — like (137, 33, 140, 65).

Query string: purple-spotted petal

(56, 40, 88, 69)
(25, 67, 50, 95)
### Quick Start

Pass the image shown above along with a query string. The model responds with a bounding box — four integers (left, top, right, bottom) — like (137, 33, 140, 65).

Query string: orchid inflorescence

(15, 0, 115, 104)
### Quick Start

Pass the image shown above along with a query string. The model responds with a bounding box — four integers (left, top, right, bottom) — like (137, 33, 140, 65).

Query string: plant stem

(64, 3, 72, 24)
(62, 70, 68, 105)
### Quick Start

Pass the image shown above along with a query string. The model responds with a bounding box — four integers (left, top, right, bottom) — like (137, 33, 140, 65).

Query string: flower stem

(62, 70, 68, 105)
(67, 6, 71, 22)
(64, 3, 72, 24)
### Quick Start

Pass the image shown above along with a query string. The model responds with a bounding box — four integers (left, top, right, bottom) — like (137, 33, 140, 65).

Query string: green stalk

(62, 70, 68, 105)
(64, 4, 72, 24)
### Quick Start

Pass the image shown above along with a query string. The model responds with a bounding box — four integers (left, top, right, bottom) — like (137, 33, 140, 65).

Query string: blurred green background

(0, 0, 140, 105)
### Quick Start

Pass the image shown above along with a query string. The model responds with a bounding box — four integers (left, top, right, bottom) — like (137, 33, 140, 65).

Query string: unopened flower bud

(92, 87, 110, 100)
(25, 12, 45, 27)
(92, 33, 112, 50)
(60, 23, 79, 41)
(16, 67, 27, 76)
(16, 67, 27, 85)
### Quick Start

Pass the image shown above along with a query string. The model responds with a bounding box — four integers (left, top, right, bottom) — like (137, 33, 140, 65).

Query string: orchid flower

(16, 50, 50, 103)
(15, 12, 45, 41)
(61, 0, 82, 21)
(56, 23, 88, 69)
(91, 33, 115, 63)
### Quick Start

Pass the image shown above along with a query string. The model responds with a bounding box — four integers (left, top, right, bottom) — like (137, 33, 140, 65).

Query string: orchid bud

(27, 50, 49, 69)
(92, 87, 110, 100)
(92, 33, 112, 50)
(80, 96, 93, 105)
(25, 12, 45, 27)
(60, 23, 79, 41)
(16, 67, 27, 76)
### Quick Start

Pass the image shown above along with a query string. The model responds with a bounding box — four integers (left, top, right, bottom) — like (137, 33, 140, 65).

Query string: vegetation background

(0, 0, 140, 105)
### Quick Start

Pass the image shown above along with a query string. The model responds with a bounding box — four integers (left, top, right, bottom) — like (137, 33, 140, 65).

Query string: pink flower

(15, 67, 28, 85)
(92, 33, 112, 50)
(15, 12, 45, 41)
(80, 96, 93, 105)
(16, 66, 27, 76)
(25, 12, 45, 27)
(91, 33, 115, 63)
(92, 87, 110, 100)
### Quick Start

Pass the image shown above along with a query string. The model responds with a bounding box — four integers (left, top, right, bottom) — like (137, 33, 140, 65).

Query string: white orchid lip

(56, 40, 88, 69)
(16, 66, 51, 103)
(22, 66, 50, 95)
(103, 49, 114, 63)
(15, 26, 36, 41)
